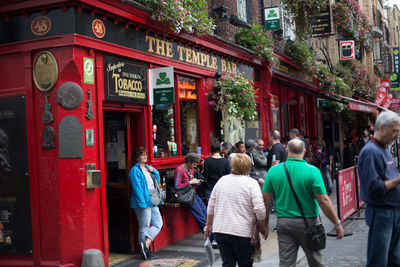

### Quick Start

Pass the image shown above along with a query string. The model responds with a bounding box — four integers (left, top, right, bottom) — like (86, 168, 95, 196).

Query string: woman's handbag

(149, 173, 163, 206)
(283, 163, 326, 251)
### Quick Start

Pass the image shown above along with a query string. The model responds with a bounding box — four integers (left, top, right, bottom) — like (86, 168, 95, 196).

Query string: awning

(272, 70, 381, 114)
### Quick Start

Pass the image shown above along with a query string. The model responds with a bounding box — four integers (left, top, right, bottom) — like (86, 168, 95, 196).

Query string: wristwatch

(334, 220, 342, 228)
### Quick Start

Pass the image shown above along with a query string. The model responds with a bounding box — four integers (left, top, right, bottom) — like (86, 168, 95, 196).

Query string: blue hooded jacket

(129, 163, 160, 209)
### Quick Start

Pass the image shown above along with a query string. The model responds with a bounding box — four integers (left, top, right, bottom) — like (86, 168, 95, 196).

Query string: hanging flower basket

(136, 0, 215, 35)
(212, 73, 258, 123)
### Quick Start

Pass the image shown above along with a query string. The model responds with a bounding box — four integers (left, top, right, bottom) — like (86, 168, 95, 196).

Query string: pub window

(178, 76, 200, 155)
(152, 104, 177, 158)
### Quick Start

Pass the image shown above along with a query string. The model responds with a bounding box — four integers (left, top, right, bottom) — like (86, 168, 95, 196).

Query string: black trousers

(214, 233, 254, 267)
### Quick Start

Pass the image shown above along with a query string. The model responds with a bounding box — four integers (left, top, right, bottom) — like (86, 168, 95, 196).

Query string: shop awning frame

(272, 70, 383, 113)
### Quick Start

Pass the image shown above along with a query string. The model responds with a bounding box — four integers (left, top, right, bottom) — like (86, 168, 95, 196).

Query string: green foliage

(236, 23, 275, 63)
(336, 61, 378, 101)
(213, 73, 258, 123)
(285, 40, 316, 71)
(332, 0, 373, 49)
(137, 0, 215, 35)
(281, 0, 327, 40)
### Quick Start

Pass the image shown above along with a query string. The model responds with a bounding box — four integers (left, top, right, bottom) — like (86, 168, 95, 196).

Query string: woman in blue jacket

(129, 147, 163, 260)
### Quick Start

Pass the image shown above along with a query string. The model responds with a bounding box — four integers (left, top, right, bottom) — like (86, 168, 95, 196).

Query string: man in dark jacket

(358, 111, 400, 267)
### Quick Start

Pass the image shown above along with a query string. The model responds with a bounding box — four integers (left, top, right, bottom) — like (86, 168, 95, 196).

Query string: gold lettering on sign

(146, 36, 156, 53)
(156, 39, 165, 56)
(166, 42, 173, 58)
(112, 73, 143, 93)
(177, 45, 184, 60)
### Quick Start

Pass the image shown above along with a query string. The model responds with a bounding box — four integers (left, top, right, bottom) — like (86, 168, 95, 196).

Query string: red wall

(0, 46, 107, 266)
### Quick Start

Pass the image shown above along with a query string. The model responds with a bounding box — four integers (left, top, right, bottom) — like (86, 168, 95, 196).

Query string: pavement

(111, 180, 369, 267)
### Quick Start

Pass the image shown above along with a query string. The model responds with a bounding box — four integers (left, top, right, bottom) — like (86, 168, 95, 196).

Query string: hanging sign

(381, 93, 393, 109)
(391, 98, 400, 109)
(312, 2, 331, 35)
(391, 48, 400, 90)
(339, 40, 355, 60)
(374, 86, 387, 106)
(264, 7, 280, 30)
(149, 67, 174, 105)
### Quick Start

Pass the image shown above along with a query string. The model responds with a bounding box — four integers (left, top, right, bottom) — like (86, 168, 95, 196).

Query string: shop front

(0, 0, 271, 266)
(270, 53, 318, 139)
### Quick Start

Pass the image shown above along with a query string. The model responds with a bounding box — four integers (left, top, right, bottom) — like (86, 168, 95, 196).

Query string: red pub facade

(0, 0, 273, 266)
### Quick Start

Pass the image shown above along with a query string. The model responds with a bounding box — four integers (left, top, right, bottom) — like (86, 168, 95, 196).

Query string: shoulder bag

(170, 168, 195, 206)
(283, 163, 326, 251)
(148, 173, 163, 206)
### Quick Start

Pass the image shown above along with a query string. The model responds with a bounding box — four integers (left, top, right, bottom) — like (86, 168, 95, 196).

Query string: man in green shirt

(262, 139, 344, 267)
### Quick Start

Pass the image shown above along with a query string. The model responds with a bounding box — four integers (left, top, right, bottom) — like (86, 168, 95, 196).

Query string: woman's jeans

(134, 206, 163, 246)
(189, 194, 214, 241)
(321, 165, 332, 193)
(365, 206, 400, 267)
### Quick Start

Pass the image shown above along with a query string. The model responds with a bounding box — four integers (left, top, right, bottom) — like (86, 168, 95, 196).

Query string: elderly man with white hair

(358, 110, 400, 267)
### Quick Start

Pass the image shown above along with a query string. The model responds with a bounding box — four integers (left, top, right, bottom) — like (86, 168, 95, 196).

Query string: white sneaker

(212, 240, 218, 249)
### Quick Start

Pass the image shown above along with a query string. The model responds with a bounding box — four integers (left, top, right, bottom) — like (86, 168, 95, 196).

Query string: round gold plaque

(33, 51, 58, 92)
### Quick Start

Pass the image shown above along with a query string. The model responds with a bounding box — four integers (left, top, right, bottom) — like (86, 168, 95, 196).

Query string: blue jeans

(214, 233, 254, 267)
(321, 165, 332, 193)
(133, 206, 163, 246)
(365, 206, 400, 267)
(189, 194, 214, 241)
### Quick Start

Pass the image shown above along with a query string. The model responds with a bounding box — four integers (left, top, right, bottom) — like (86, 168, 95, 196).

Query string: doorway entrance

(103, 110, 144, 253)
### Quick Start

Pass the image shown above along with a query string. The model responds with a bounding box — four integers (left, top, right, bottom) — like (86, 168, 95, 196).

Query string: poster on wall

(0, 203, 15, 252)
(103, 54, 147, 103)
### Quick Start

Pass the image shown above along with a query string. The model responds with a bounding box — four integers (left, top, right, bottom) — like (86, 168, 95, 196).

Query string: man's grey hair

(289, 128, 300, 137)
(270, 130, 281, 140)
(375, 111, 400, 131)
(221, 141, 232, 151)
(287, 139, 305, 154)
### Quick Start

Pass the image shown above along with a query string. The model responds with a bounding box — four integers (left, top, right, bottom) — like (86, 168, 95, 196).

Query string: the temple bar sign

(103, 54, 147, 103)
(149, 67, 174, 105)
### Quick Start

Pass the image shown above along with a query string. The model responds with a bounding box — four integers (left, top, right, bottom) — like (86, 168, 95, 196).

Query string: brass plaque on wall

(33, 51, 58, 92)
(59, 115, 82, 158)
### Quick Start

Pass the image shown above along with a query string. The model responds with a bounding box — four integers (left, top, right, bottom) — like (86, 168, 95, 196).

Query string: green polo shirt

(262, 158, 327, 218)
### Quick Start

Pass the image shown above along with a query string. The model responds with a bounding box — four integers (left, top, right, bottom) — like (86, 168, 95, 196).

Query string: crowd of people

(128, 111, 400, 267)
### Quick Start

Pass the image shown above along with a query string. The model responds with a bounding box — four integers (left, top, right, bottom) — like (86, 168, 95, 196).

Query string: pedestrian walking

(129, 147, 163, 260)
(320, 138, 333, 195)
(204, 153, 268, 267)
(266, 130, 287, 171)
(203, 139, 231, 203)
(245, 139, 259, 181)
(262, 139, 344, 267)
(358, 111, 400, 267)
(252, 138, 268, 180)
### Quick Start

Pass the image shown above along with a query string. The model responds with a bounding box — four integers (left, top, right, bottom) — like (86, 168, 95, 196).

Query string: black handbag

(170, 168, 195, 206)
(283, 163, 326, 251)
(170, 185, 194, 206)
